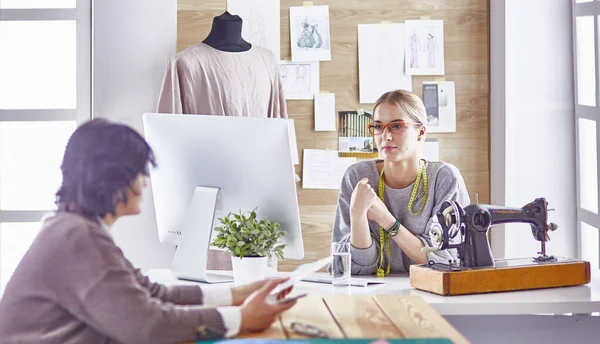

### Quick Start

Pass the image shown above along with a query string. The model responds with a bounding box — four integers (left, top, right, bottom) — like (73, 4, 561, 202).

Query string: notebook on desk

(301, 274, 386, 287)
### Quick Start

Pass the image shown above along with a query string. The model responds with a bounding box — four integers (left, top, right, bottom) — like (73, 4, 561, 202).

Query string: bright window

(0, 21, 77, 109)
(0, 2, 90, 291)
(0, 121, 76, 210)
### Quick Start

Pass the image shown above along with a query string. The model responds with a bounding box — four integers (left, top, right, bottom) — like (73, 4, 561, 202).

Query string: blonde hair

(373, 90, 428, 127)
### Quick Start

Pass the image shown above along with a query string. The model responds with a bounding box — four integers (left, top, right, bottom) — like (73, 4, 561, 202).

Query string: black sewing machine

(426, 198, 559, 268)
(410, 198, 590, 295)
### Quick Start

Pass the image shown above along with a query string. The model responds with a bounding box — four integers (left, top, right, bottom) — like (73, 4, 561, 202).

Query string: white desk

(147, 269, 600, 343)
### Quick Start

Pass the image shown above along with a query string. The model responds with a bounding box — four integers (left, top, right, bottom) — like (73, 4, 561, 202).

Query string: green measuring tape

(376, 160, 428, 277)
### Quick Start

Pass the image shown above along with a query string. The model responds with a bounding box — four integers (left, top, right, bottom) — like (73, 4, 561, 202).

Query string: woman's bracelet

(384, 219, 401, 237)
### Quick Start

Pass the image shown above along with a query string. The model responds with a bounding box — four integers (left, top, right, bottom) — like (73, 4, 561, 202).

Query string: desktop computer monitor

(142, 113, 304, 283)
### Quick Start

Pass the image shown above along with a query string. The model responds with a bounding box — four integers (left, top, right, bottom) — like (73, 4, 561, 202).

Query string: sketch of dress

(280, 65, 290, 89)
(370, 27, 400, 94)
(427, 34, 437, 68)
(410, 33, 420, 68)
(292, 65, 310, 94)
(297, 18, 323, 49)
(311, 22, 323, 48)
(248, 12, 267, 47)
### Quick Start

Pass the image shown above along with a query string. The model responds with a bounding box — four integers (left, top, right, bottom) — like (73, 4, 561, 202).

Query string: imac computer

(142, 113, 304, 283)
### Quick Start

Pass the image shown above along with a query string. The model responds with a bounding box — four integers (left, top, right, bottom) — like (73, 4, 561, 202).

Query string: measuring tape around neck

(376, 160, 428, 277)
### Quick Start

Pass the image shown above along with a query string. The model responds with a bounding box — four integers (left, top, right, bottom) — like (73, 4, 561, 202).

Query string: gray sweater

(0, 212, 227, 344)
(331, 160, 470, 275)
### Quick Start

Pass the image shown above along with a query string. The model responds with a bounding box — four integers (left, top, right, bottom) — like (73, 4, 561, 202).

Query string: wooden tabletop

(238, 295, 469, 343)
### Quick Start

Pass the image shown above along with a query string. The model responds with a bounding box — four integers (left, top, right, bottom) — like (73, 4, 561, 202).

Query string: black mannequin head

(202, 11, 251, 52)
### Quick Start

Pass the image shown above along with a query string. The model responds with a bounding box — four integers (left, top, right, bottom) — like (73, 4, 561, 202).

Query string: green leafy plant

(211, 208, 286, 260)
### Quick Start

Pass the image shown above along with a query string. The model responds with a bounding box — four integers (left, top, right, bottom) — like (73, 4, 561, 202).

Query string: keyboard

(301, 274, 386, 287)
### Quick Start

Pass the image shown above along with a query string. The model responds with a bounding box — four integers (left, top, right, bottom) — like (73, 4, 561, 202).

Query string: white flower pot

(231, 256, 268, 285)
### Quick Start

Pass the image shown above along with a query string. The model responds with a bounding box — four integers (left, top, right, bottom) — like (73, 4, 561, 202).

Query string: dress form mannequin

(159, 11, 286, 271)
(203, 11, 251, 52)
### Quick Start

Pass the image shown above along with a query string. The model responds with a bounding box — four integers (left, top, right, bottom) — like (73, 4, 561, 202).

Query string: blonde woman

(331, 90, 470, 276)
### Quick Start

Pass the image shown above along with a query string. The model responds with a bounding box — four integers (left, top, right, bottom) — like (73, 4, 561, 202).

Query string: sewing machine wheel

(429, 201, 463, 250)
(441, 201, 463, 239)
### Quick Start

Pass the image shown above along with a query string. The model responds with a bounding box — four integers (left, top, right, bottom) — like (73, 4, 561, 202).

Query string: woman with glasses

(331, 90, 470, 276)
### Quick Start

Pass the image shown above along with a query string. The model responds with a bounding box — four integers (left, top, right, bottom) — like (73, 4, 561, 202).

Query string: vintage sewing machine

(409, 198, 591, 295)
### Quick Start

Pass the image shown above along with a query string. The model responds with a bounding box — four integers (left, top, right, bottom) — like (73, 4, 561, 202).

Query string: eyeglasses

(368, 121, 422, 135)
(290, 322, 329, 338)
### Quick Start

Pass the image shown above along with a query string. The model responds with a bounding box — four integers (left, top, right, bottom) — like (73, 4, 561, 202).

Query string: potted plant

(211, 208, 286, 285)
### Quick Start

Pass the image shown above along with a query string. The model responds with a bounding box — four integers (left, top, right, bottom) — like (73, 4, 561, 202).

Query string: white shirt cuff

(216, 306, 242, 337)
(201, 287, 233, 306)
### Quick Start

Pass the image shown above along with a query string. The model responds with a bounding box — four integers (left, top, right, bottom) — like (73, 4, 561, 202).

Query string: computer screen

(143, 113, 304, 282)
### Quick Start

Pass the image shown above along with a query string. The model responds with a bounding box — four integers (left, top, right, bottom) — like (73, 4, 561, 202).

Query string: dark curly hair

(55, 119, 157, 219)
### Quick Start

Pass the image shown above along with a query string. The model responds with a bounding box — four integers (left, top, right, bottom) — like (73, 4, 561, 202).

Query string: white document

(314, 93, 336, 131)
(290, 5, 331, 61)
(269, 256, 333, 297)
(286, 119, 300, 165)
(227, 0, 281, 59)
(279, 61, 320, 100)
(302, 149, 356, 190)
(358, 23, 412, 104)
(423, 138, 440, 162)
(405, 20, 445, 75)
(422, 81, 456, 133)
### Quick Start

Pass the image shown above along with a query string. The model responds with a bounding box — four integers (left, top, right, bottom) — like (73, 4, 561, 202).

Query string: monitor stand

(170, 186, 233, 283)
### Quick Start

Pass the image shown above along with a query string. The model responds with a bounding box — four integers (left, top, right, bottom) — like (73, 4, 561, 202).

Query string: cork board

(177, 0, 489, 271)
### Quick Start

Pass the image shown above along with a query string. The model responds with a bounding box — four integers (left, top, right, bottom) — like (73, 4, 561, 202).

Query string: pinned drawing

(227, 0, 281, 59)
(358, 23, 412, 104)
(278, 61, 320, 100)
(290, 5, 331, 61)
(405, 20, 445, 75)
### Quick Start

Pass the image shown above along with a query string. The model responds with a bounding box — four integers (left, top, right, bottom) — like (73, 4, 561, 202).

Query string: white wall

(491, 0, 577, 259)
(93, 0, 177, 271)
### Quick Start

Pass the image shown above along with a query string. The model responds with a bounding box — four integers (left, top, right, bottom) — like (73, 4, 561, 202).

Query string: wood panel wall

(177, 0, 489, 271)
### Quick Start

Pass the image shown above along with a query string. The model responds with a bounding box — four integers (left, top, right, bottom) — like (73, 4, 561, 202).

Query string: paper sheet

(227, 0, 281, 59)
(358, 23, 412, 104)
(289, 5, 332, 61)
(422, 81, 456, 133)
(405, 20, 445, 75)
(314, 93, 336, 131)
(279, 61, 320, 100)
(286, 119, 300, 165)
(269, 256, 332, 297)
(302, 149, 356, 190)
(423, 138, 440, 162)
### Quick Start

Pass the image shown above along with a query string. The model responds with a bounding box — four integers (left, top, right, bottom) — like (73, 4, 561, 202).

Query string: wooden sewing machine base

(409, 257, 591, 296)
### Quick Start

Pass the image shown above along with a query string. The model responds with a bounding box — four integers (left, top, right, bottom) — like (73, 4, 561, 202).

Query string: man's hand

(231, 278, 291, 306)
(239, 279, 297, 333)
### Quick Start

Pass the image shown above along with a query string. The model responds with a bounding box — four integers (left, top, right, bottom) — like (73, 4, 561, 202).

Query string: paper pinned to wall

(423, 138, 440, 162)
(405, 20, 445, 75)
(287, 119, 300, 165)
(227, 0, 281, 59)
(314, 93, 336, 131)
(302, 149, 356, 189)
(358, 23, 412, 104)
(290, 5, 331, 61)
(279, 61, 320, 100)
(422, 81, 456, 133)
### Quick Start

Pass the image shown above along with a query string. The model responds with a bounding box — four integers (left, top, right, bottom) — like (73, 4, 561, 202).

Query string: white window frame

(0, 2, 91, 225)
(573, 0, 600, 265)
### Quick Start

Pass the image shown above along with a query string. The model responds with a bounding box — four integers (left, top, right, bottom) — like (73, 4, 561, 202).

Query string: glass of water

(331, 242, 351, 286)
